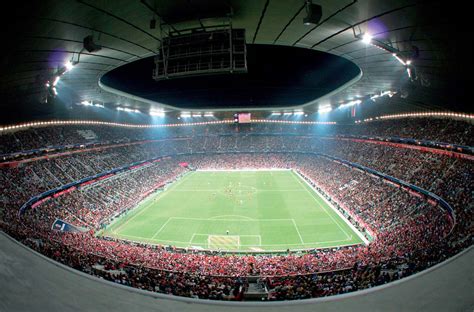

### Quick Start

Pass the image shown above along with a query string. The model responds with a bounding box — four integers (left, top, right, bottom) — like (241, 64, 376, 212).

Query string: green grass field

(103, 170, 364, 252)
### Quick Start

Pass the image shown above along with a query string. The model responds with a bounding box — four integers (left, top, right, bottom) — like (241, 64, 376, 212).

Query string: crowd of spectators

(1, 117, 472, 156)
(0, 119, 472, 301)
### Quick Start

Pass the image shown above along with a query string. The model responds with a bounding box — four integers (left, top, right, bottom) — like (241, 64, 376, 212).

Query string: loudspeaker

(83, 35, 102, 53)
(303, 3, 322, 25)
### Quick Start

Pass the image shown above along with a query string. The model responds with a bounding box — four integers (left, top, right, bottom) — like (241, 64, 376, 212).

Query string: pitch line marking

(169, 217, 294, 222)
(106, 233, 352, 248)
(290, 171, 351, 240)
(151, 218, 172, 239)
(174, 189, 304, 192)
(209, 215, 254, 220)
(293, 171, 369, 245)
(111, 171, 195, 235)
(291, 219, 305, 244)
(188, 233, 197, 247)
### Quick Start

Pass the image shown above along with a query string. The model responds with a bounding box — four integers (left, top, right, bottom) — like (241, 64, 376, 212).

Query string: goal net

(208, 235, 240, 250)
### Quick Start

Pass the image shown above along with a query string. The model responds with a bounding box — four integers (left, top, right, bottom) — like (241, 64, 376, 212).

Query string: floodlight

(53, 76, 60, 86)
(392, 53, 406, 65)
(65, 61, 75, 71)
(318, 105, 332, 113)
(362, 33, 372, 44)
(149, 109, 165, 117)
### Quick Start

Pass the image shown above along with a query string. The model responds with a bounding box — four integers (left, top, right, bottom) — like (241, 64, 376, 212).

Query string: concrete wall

(0, 232, 473, 312)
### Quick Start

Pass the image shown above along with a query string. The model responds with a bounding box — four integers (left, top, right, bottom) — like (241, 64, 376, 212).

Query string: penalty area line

(151, 218, 172, 239)
(291, 219, 305, 244)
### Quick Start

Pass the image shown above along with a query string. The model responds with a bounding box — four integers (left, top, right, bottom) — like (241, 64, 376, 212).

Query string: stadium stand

(0, 119, 472, 301)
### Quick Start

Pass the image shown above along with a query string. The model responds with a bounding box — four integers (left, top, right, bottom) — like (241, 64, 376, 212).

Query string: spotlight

(149, 109, 165, 117)
(318, 104, 332, 113)
(52, 76, 60, 86)
(65, 61, 75, 71)
(303, 0, 322, 26)
(392, 53, 406, 66)
(362, 33, 372, 44)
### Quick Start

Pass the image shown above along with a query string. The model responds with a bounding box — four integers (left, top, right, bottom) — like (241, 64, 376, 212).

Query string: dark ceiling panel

(0, 0, 470, 122)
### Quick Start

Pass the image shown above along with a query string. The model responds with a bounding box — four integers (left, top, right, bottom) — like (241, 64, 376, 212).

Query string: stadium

(0, 1, 472, 311)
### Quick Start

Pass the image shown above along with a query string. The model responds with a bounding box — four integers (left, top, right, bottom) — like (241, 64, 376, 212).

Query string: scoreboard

(234, 113, 251, 124)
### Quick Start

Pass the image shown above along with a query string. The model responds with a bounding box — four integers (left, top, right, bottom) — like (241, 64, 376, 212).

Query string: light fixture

(65, 61, 75, 71)
(340, 99, 361, 108)
(52, 76, 60, 86)
(361, 33, 372, 44)
(392, 53, 406, 66)
(149, 109, 165, 117)
(116, 107, 140, 113)
(318, 104, 332, 113)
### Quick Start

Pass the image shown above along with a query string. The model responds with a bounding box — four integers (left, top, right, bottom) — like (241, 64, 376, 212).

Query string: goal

(208, 235, 240, 250)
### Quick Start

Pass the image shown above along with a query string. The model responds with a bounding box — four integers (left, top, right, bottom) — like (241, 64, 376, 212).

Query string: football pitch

(103, 170, 364, 252)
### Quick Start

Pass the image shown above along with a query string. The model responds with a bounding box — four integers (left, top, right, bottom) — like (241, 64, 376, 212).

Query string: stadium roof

(0, 0, 471, 122)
